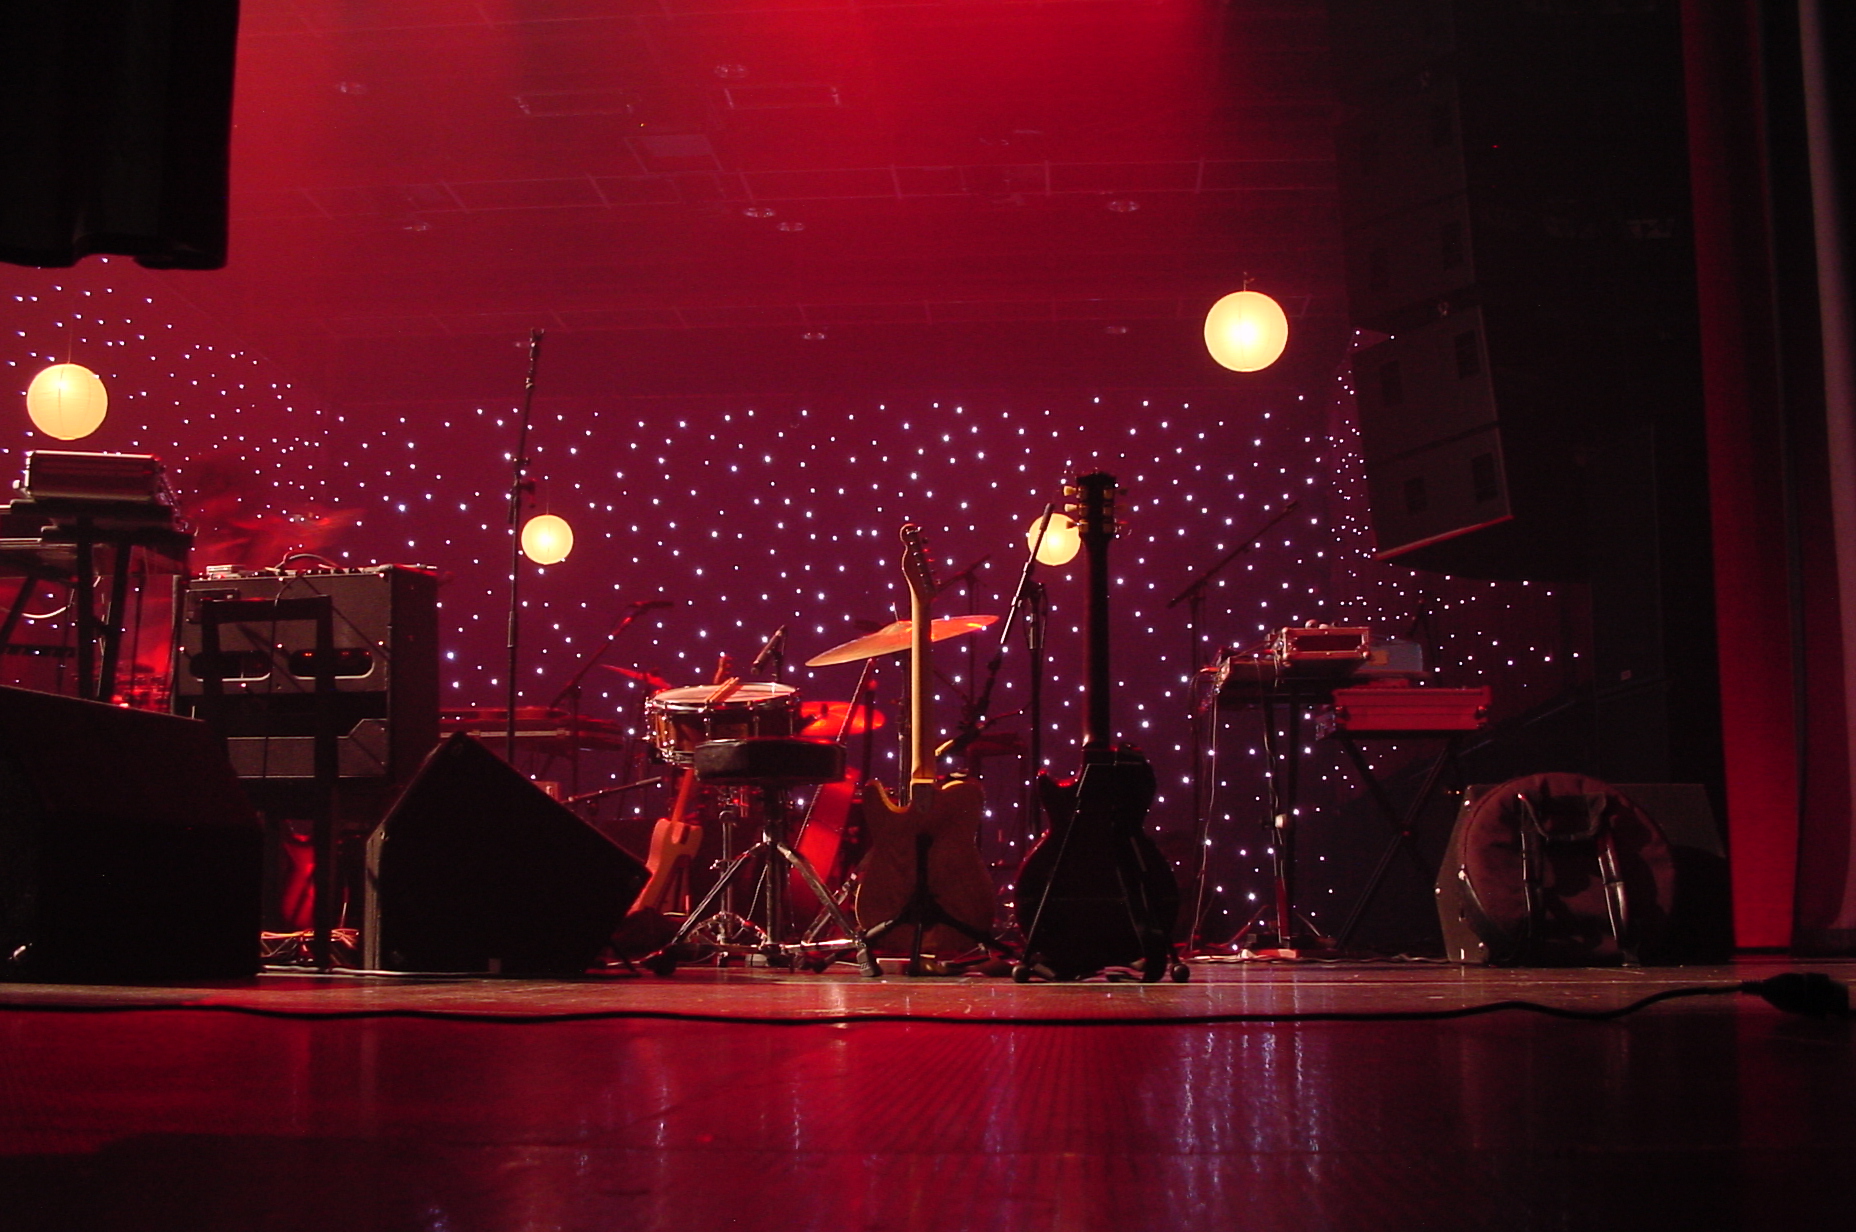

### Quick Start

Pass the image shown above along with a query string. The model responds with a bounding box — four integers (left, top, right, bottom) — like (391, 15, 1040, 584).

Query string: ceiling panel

(160, 0, 1345, 398)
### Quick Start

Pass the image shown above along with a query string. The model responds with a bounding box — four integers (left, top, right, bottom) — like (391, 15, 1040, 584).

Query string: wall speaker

(0, 685, 262, 981)
(1329, 0, 1698, 579)
(363, 734, 648, 974)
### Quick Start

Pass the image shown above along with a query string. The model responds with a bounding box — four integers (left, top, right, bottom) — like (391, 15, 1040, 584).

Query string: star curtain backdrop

(5, 264, 1585, 946)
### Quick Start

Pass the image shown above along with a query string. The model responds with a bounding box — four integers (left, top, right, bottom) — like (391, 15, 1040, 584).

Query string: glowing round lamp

(521, 513, 573, 565)
(1027, 511, 1081, 567)
(1203, 290, 1289, 372)
(26, 363, 109, 440)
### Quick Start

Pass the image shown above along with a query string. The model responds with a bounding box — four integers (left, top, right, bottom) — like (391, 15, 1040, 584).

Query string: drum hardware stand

(1164, 501, 1299, 954)
(646, 738, 879, 977)
(748, 623, 788, 682)
(544, 599, 672, 805)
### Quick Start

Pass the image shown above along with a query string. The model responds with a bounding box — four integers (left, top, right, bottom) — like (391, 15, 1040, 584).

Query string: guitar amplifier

(171, 565, 439, 786)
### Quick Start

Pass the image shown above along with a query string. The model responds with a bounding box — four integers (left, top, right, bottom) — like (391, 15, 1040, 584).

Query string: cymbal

(805, 615, 999, 667)
(797, 700, 887, 737)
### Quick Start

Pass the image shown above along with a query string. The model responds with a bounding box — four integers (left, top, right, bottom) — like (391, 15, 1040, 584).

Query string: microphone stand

(503, 328, 544, 765)
(749, 624, 788, 683)
(545, 603, 666, 806)
(944, 510, 1054, 849)
(1165, 500, 1298, 950)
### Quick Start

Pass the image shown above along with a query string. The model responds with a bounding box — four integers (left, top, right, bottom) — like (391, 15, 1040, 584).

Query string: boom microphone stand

(503, 328, 544, 765)
(1165, 500, 1298, 949)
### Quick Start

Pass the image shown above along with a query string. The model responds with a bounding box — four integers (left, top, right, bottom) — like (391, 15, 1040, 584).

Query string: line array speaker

(0, 685, 261, 981)
(1330, 0, 1699, 579)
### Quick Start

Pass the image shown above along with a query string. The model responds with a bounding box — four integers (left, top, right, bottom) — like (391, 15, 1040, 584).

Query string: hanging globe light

(520, 513, 573, 565)
(25, 363, 109, 439)
(1203, 290, 1289, 372)
(1026, 511, 1081, 567)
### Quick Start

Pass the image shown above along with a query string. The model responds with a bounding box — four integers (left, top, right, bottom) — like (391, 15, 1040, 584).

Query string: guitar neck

(1076, 472, 1118, 753)
(909, 580, 935, 788)
(1083, 518, 1113, 751)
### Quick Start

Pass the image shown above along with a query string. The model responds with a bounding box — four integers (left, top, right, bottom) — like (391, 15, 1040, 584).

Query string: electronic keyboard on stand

(1, 452, 191, 702)
(1206, 626, 1489, 954)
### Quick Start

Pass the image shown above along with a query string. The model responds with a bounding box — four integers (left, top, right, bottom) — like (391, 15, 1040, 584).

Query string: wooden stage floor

(4, 955, 1852, 1231)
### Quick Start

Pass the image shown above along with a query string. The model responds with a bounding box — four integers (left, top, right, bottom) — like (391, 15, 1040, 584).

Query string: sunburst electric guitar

(853, 524, 997, 962)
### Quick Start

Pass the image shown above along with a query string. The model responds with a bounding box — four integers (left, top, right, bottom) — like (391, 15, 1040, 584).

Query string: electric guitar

(1013, 473, 1182, 981)
(854, 524, 996, 957)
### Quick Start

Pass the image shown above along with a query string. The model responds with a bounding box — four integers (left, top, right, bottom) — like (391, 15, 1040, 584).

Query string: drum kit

(614, 613, 1000, 974)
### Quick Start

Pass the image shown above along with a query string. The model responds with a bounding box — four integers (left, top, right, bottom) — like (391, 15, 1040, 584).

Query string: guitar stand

(861, 831, 1015, 976)
(644, 739, 880, 977)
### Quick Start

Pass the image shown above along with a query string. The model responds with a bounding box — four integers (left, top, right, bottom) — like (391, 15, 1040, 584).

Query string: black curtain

(0, 1, 239, 270)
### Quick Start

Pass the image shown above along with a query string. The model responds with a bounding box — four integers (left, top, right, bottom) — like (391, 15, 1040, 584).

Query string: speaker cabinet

(1330, 0, 1698, 579)
(363, 734, 648, 974)
(172, 566, 439, 787)
(0, 685, 261, 981)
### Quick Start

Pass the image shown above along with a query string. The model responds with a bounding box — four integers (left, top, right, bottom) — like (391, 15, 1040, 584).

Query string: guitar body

(634, 815, 703, 917)
(1015, 749, 1179, 978)
(854, 775, 994, 957)
(611, 807, 704, 960)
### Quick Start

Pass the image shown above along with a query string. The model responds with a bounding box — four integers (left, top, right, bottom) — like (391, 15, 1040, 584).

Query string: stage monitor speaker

(172, 566, 439, 787)
(0, 685, 262, 981)
(363, 734, 648, 975)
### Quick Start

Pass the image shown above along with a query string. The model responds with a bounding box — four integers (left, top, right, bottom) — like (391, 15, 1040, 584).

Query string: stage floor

(4, 955, 1852, 1231)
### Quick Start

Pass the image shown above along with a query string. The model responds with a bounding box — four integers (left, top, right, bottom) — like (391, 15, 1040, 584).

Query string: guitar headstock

(1063, 473, 1123, 543)
(899, 523, 940, 605)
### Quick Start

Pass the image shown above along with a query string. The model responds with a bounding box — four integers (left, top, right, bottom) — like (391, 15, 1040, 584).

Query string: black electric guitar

(854, 524, 997, 961)
(1013, 473, 1183, 981)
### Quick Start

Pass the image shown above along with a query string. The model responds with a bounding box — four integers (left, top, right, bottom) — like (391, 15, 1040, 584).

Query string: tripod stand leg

(775, 840, 879, 976)
(645, 843, 766, 973)
(861, 832, 1013, 974)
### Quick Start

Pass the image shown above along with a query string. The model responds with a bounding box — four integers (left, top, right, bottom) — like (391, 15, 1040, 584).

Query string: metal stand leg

(648, 785, 878, 977)
(1333, 732, 1462, 949)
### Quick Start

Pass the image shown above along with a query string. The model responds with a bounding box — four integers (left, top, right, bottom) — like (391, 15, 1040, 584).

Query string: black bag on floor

(1437, 773, 1676, 966)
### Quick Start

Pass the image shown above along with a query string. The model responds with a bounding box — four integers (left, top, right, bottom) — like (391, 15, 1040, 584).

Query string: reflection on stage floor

(4, 956, 1850, 1231)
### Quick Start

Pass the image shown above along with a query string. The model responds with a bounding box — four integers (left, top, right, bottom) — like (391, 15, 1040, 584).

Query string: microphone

(750, 624, 789, 675)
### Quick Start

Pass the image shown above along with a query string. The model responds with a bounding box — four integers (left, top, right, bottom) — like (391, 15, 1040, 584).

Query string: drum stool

(645, 738, 878, 976)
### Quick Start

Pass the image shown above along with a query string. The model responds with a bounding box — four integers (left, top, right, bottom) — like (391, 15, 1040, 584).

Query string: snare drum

(645, 682, 800, 764)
